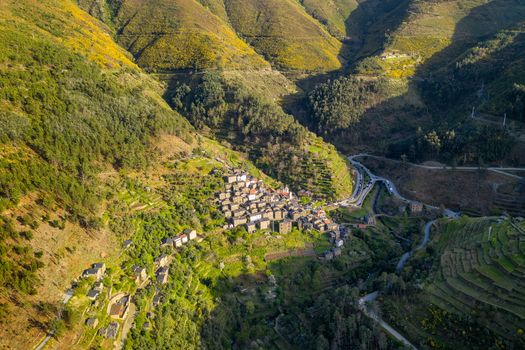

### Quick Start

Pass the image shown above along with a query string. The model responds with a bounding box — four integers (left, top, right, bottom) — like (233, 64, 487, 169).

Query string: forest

(168, 72, 348, 199)
(0, 20, 191, 296)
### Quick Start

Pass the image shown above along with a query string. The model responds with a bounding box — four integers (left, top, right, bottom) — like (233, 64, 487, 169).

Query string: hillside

(299, 0, 358, 40)
(298, 0, 525, 166)
(382, 217, 525, 348)
(108, 0, 269, 71)
(4, 0, 525, 349)
(0, 1, 286, 348)
(77, 0, 355, 200)
(83, 0, 345, 73)
(0, 1, 357, 347)
(223, 0, 345, 71)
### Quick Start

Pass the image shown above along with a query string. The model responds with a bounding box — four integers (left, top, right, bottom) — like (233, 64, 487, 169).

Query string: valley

(1, 0, 525, 349)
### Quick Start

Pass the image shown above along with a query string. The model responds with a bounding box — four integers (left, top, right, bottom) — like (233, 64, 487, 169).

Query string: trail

(34, 289, 74, 350)
(354, 153, 524, 179)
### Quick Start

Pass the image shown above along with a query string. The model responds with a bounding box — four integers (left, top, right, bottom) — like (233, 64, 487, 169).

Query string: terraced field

(427, 217, 525, 337)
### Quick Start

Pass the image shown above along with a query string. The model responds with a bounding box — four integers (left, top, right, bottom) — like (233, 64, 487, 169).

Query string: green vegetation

(224, 0, 344, 71)
(4, 0, 525, 348)
(388, 123, 515, 165)
(0, 17, 192, 215)
(0, 215, 43, 295)
(381, 217, 525, 348)
(420, 25, 525, 123)
(169, 72, 354, 200)
(107, 0, 269, 71)
(118, 171, 403, 349)
(307, 77, 384, 134)
(299, 0, 358, 39)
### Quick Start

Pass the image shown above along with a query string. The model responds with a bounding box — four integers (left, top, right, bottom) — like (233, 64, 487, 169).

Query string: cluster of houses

(109, 294, 131, 320)
(82, 263, 107, 303)
(82, 262, 106, 280)
(217, 171, 348, 260)
(154, 253, 171, 285)
(217, 172, 340, 235)
(152, 229, 197, 286)
(324, 229, 346, 261)
(98, 322, 119, 339)
(160, 228, 198, 248)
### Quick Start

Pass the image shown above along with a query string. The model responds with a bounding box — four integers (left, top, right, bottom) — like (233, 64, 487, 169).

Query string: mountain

(299, 0, 358, 40)
(0, 0, 282, 348)
(81, 0, 345, 73)
(2, 0, 525, 349)
(0, 1, 357, 346)
(108, 0, 270, 71)
(223, 0, 345, 71)
(300, 0, 525, 166)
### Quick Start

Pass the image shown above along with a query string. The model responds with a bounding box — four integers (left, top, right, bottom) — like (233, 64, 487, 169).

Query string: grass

(300, 0, 359, 39)
(5, 0, 135, 69)
(224, 0, 344, 71)
(112, 0, 269, 71)
(300, 137, 354, 199)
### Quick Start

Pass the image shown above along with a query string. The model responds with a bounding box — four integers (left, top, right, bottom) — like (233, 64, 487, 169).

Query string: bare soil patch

(362, 157, 521, 215)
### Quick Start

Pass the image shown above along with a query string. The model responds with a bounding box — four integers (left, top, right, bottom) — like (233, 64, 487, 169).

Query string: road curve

(347, 153, 459, 350)
(353, 153, 524, 179)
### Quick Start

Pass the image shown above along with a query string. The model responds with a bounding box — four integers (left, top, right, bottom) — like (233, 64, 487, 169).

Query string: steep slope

(421, 22, 525, 122)
(224, 0, 345, 72)
(301, 0, 525, 164)
(92, 0, 355, 200)
(0, 1, 281, 348)
(383, 217, 525, 348)
(299, 0, 358, 40)
(109, 0, 269, 71)
(357, 0, 525, 80)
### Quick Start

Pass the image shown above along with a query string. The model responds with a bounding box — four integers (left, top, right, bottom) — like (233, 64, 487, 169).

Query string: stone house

(183, 228, 197, 240)
(258, 219, 271, 230)
(246, 222, 256, 233)
(154, 254, 170, 268)
(277, 220, 292, 234)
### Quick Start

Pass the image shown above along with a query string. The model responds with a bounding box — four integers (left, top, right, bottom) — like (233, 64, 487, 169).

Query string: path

(118, 302, 136, 350)
(396, 220, 436, 272)
(34, 289, 74, 350)
(354, 153, 525, 179)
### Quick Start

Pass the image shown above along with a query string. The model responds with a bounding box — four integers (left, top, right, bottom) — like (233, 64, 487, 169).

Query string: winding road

(354, 153, 525, 179)
(338, 154, 460, 218)
(345, 154, 461, 350)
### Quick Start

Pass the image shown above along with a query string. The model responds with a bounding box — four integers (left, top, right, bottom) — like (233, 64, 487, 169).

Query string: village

(78, 228, 199, 342)
(217, 170, 346, 260)
(72, 169, 353, 345)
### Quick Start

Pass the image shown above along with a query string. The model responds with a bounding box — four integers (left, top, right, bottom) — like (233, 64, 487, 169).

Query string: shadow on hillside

(282, 0, 412, 128)
(198, 250, 390, 350)
(288, 0, 525, 156)
(343, 0, 412, 61)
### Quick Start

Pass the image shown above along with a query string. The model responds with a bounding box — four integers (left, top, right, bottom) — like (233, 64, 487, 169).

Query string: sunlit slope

(111, 0, 270, 71)
(2, 0, 133, 68)
(224, 0, 345, 71)
(195, 0, 229, 21)
(358, 0, 525, 79)
(0, 1, 249, 348)
(300, 0, 358, 39)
